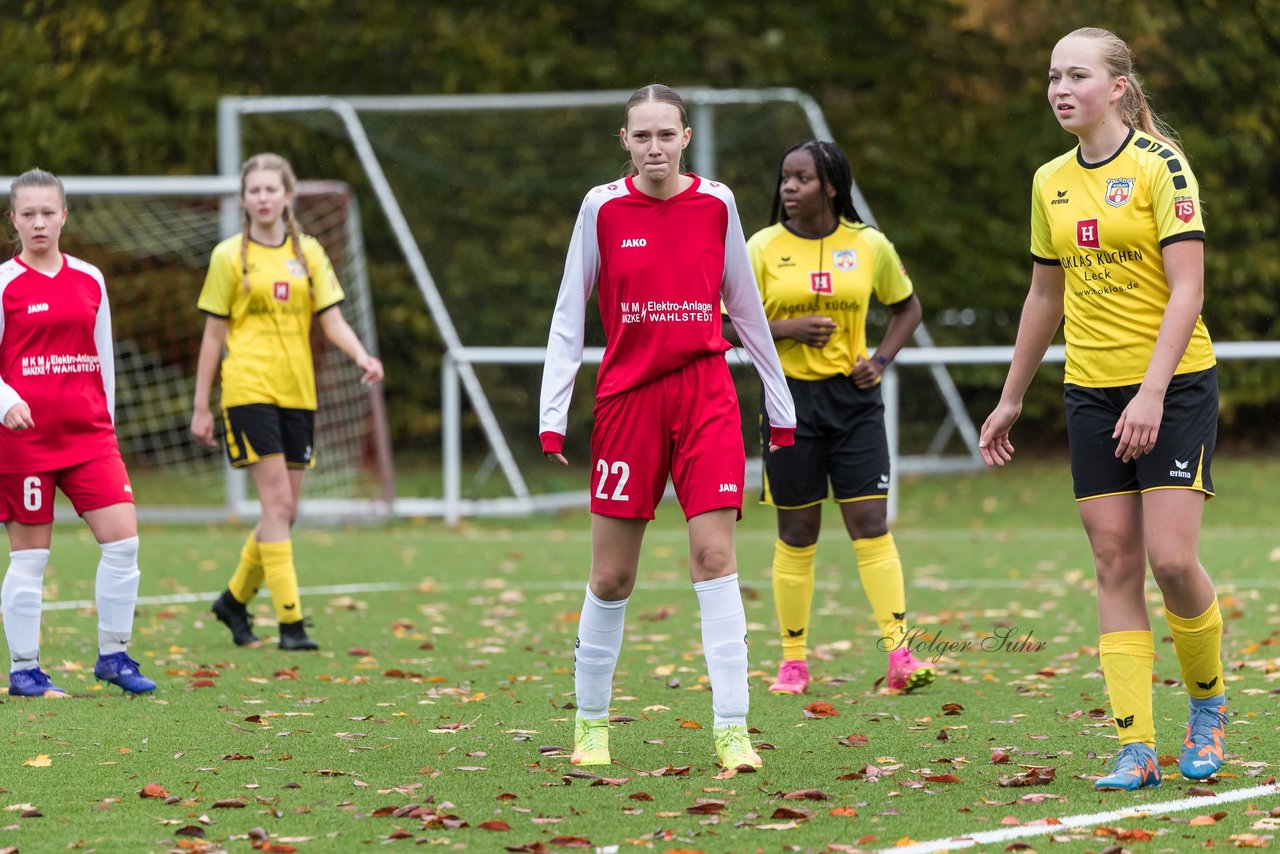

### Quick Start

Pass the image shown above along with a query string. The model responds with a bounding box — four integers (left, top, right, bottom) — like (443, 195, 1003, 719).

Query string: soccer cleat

(278, 620, 319, 651)
(1179, 697, 1227, 780)
(768, 659, 810, 694)
(886, 647, 935, 692)
(713, 724, 763, 769)
(211, 590, 260, 647)
(8, 667, 69, 698)
(94, 653, 156, 694)
(1095, 742, 1161, 791)
(571, 716, 611, 766)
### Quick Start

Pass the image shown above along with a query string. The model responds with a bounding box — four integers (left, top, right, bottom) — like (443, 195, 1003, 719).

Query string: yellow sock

(1099, 630, 1156, 747)
(260, 539, 303, 623)
(772, 540, 815, 661)
(1166, 597, 1224, 700)
(227, 532, 264, 604)
(853, 532, 906, 644)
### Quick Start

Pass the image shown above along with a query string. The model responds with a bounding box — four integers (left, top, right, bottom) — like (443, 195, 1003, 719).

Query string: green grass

(2, 457, 1277, 853)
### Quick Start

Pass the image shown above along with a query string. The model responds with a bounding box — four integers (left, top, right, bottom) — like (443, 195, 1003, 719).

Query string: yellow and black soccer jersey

(747, 219, 913, 381)
(1030, 128, 1214, 387)
(197, 234, 345, 410)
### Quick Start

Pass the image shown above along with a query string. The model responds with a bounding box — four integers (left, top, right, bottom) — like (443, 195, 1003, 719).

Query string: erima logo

(786, 628, 805, 638)
(27, 303, 49, 314)
(620, 238, 647, 248)
(718, 483, 738, 493)
(892, 612, 906, 621)
(1051, 189, 1070, 206)
(283, 603, 297, 610)
(1170, 459, 1192, 479)
(1197, 676, 1218, 690)
(1115, 715, 1134, 728)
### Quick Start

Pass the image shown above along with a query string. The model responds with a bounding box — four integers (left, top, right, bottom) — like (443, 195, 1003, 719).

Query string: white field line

(883, 781, 1280, 853)
(41, 574, 1280, 613)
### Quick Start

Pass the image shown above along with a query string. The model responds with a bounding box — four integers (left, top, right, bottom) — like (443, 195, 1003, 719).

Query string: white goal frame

(218, 88, 984, 522)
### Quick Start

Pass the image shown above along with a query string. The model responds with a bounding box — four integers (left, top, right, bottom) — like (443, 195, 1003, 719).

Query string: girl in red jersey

(0, 169, 154, 697)
(191, 153, 383, 652)
(539, 84, 797, 771)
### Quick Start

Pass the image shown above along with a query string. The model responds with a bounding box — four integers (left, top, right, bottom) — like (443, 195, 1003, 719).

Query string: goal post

(20, 175, 395, 523)
(219, 88, 983, 522)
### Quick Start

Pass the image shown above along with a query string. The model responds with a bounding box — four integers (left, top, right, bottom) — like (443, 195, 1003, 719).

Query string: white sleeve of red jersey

(718, 194, 797, 443)
(93, 273, 117, 424)
(0, 305, 23, 422)
(538, 194, 601, 453)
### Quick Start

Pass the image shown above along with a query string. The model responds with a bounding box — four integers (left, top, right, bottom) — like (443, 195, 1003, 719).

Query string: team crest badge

(833, 249, 857, 271)
(286, 259, 306, 277)
(273, 281, 290, 302)
(1105, 177, 1134, 207)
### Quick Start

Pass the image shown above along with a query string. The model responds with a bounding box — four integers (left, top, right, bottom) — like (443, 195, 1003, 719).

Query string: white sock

(574, 586, 628, 720)
(95, 537, 140, 655)
(2, 549, 49, 671)
(694, 573, 750, 727)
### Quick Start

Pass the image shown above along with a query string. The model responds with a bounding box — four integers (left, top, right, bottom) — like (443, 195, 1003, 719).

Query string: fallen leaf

(804, 702, 838, 718)
(140, 783, 170, 799)
(780, 789, 830, 801)
(923, 774, 962, 784)
(22, 755, 51, 768)
(686, 800, 726, 814)
(479, 820, 511, 831)
(840, 733, 869, 747)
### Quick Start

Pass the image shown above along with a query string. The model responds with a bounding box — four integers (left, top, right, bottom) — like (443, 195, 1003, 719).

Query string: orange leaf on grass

(804, 701, 838, 718)
(990, 749, 1011, 764)
(829, 807, 858, 817)
(190, 680, 216, 688)
(548, 837, 593, 848)
(139, 783, 169, 799)
(771, 807, 812, 821)
(781, 789, 830, 801)
(1188, 786, 1217, 797)
(479, 820, 512, 831)
(686, 800, 726, 815)
(840, 733, 868, 747)
(679, 720, 703, 729)
(1189, 815, 1218, 826)
(924, 774, 962, 784)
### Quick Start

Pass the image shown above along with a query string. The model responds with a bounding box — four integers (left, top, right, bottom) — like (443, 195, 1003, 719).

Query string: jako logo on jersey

(1105, 177, 1134, 207)
(1076, 219, 1100, 249)
(273, 281, 290, 302)
(620, 238, 647, 248)
(27, 303, 49, 314)
(1170, 459, 1192, 479)
(718, 483, 738, 493)
(1174, 196, 1196, 223)
(833, 249, 857, 271)
(810, 271, 833, 294)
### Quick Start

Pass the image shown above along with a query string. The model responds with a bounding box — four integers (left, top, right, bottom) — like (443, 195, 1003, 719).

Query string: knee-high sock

(1099, 630, 1156, 747)
(854, 532, 907, 644)
(574, 586, 628, 720)
(1167, 597, 1224, 701)
(228, 532, 264, 604)
(772, 540, 815, 661)
(96, 536, 141, 654)
(694, 573, 750, 728)
(2, 549, 49, 671)
(260, 539, 302, 623)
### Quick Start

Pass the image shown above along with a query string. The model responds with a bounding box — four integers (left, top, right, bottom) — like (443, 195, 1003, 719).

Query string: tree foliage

(2, 0, 1277, 449)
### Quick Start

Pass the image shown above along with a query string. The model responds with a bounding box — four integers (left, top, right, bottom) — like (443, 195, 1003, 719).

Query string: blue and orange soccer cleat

(1095, 742, 1161, 791)
(1179, 697, 1227, 780)
(94, 652, 156, 694)
(8, 667, 68, 698)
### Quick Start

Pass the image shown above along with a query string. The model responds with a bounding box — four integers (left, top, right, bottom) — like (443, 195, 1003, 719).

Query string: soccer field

(3, 458, 1277, 853)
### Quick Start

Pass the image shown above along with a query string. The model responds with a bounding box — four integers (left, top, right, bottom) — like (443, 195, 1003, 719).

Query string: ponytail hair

(619, 83, 690, 178)
(768, 140, 864, 227)
(238, 152, 310, 293)
(1067, 27, 1184, 158)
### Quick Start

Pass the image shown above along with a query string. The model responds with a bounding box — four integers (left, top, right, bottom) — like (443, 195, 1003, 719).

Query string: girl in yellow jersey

(727, 140, 933, 696)
(190, 153, 384, 651)
(979, 29, 1226, 791)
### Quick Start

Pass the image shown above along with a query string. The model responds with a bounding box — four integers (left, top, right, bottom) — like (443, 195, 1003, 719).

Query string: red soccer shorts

(0, 451, 135, 525)
(590, 355, 745, 521)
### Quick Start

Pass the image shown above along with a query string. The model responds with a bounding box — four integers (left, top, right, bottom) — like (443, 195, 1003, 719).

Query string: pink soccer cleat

(768, 659, 810, 694)
(885, 647, 935, 692)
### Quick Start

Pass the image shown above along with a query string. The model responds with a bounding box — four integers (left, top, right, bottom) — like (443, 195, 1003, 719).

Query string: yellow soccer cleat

(713, 724, 763, 769)
(571, 716, 611, 766)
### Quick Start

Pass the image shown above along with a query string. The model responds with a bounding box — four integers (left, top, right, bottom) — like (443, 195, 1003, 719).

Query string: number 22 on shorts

(594, 459, 631, 501)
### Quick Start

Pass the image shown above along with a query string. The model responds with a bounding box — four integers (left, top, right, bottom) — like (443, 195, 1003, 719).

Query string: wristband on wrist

(873, 353, 891, 369)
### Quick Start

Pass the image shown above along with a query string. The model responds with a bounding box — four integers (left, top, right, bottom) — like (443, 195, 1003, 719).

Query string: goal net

(44, 179, 393, 521)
